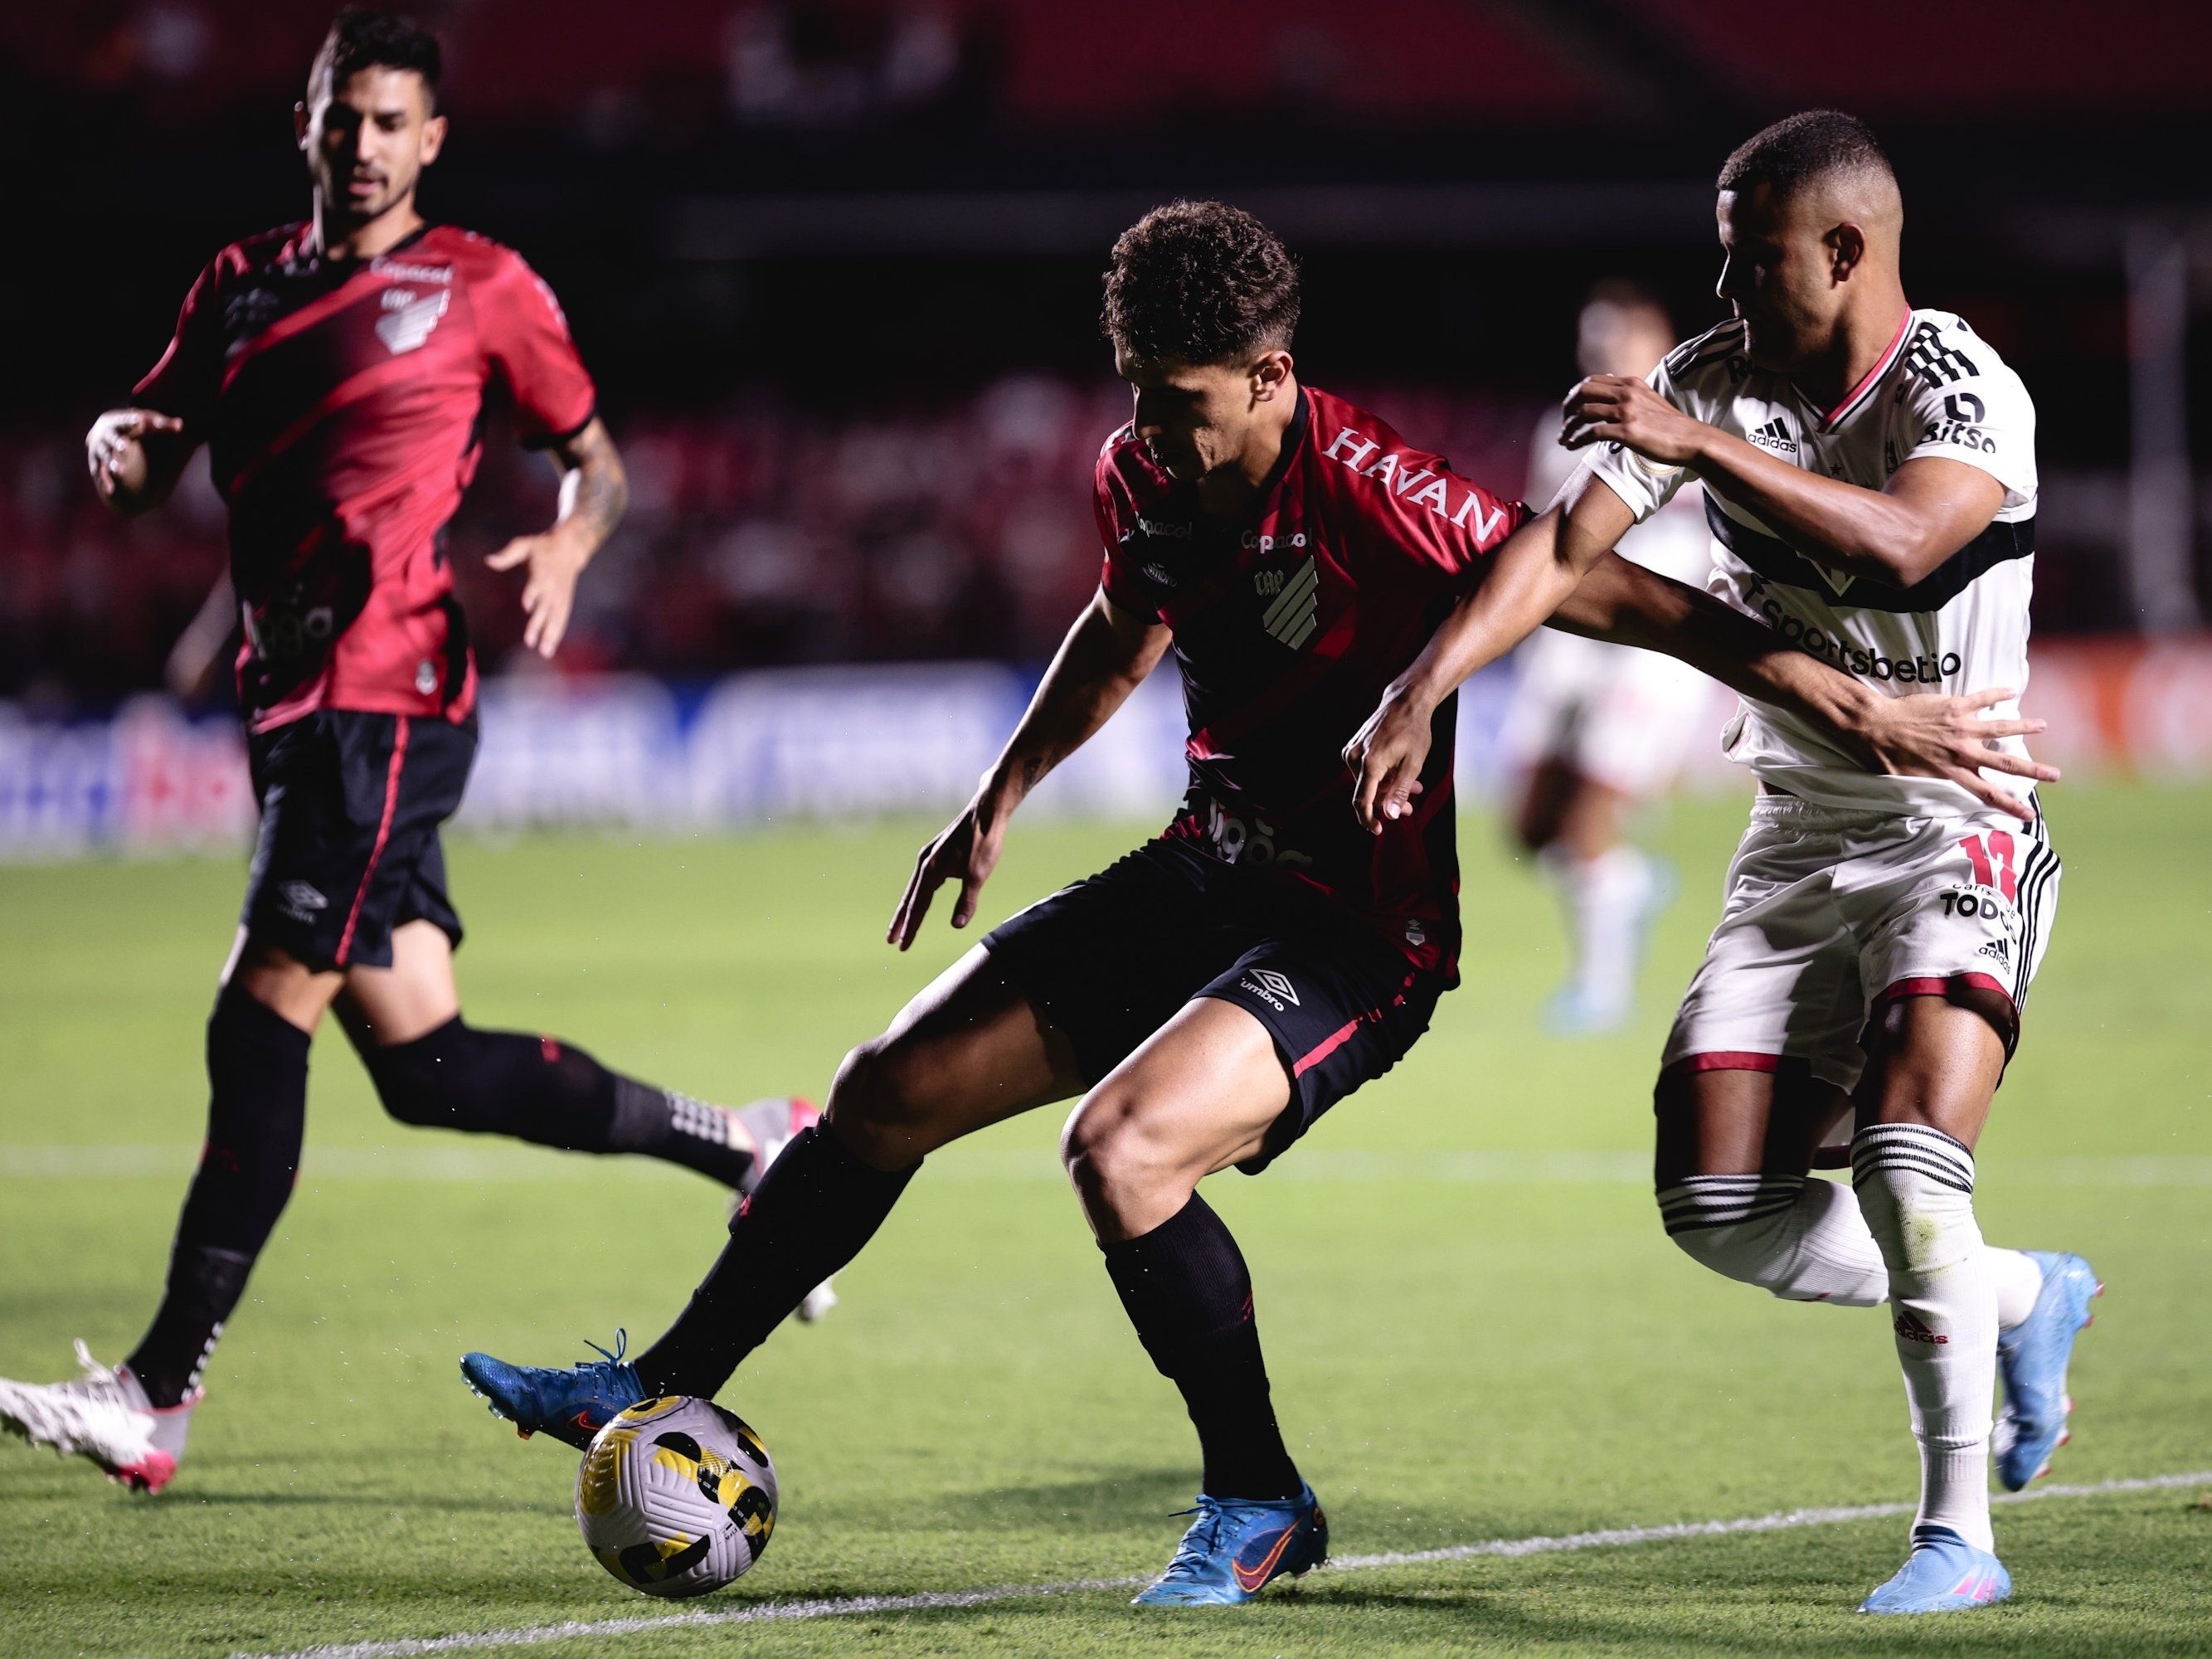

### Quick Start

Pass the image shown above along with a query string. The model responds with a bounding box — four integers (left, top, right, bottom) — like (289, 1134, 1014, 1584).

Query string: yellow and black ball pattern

(574, 1395, 778, 1598)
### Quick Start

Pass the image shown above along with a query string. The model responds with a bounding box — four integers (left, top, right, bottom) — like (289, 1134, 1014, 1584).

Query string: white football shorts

(1662, 793, 2059, 1091)
(1500, 630, 1714, 800)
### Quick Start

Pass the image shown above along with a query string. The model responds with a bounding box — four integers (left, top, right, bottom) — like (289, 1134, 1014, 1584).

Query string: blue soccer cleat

(459, 1331, 646, 1450)
(1132, 1485, 1329, 1606)
(1858, 1525, 2012, 1614)
(1995, 1250, 2102, 1491)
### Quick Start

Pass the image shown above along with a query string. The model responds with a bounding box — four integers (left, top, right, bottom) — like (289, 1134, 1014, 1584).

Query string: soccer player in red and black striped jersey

(455, 201, 2022, 1603)
(0, 9, 819, 1498)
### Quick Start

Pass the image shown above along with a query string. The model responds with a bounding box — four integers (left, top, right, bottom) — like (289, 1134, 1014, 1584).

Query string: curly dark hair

(1717, 110, 1893, 200)
(310, 7, 444, 104)
(1101, 201, 1300, 366)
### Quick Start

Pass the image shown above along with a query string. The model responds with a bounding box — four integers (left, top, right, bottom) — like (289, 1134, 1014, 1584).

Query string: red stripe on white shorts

(1876, 971, 2015, 1010)
(1667, 1050, 1783, 1076)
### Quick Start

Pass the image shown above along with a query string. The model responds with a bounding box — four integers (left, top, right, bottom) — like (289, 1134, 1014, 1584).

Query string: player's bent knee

(1059, 1088, 1179, 1210)
(359, 1018, 605, 1136)
(1656, 1174, 1889, 1307)
(824, 1035, 957, 1161)
(362, 1022, 469, 1127)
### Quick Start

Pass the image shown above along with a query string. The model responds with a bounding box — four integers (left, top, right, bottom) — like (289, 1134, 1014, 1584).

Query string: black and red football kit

(985, 387, 1524, 1167)
(136, 223, 597, 967)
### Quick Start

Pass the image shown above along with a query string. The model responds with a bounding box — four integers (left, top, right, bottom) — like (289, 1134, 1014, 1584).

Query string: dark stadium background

(5, 0, 2209, 708)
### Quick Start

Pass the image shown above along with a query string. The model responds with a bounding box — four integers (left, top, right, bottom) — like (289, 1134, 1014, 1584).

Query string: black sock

(126, 985, 311, 1408)
(1100, 1192, 1302, 1501)
(357, 1018, 757, 1186)
(634, 1125, 917, 1395)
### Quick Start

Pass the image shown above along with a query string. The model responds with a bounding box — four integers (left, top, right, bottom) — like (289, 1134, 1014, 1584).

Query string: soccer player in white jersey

(1344, 111, 2095, 1615)
(1500, 283, 1716, 1033)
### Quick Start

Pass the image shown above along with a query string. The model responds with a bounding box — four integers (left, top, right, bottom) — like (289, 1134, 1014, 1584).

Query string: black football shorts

(983, 838, 1446, 1174)
(241, 709, 476, 971)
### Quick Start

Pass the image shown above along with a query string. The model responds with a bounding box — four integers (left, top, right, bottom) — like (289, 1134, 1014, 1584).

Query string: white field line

(12, 1145, 2212, 1186)
(231, 1470, 2212, 1659)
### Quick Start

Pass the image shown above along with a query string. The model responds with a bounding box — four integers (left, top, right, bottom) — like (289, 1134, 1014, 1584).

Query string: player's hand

(888, 786, 1013, 951)
(486, 531, 591, 658)
(85, 408, 185, 506)
(1562, 375, 1706, 467)
(1343, 681, 1432, 834)
(1854, 688, 2059, 822)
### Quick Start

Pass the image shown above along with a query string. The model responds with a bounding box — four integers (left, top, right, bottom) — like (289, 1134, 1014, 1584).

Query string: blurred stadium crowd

(8, 1, 2201, 137)
(3, 0, 2209, 712)
(0, 383, 1539, 708)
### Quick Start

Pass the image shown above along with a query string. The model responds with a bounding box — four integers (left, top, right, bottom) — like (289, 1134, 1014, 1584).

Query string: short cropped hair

(310, 7, 444, 104)
(1102, 202, 1300, 366)
(1717, 110, 1893, 199)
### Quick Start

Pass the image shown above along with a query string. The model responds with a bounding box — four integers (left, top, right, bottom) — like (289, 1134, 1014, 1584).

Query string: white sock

(1989, 1248, 2044, 1331)
(1660, 1174, 2039, 1330)
(1660, 1174, 1889, 1306)
(1853, 1123, 1997, 1554)
(1542, 844, 1653, 1014)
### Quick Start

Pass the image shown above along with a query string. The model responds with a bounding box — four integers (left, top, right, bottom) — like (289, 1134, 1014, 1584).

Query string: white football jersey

(1587, 308, 2038, 815)
(1527, 413, 1711, 585)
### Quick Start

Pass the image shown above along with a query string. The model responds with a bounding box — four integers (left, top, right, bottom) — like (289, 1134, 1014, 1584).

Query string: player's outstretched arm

(85, 408, 193, 518)
(1344, 475, 1634, 832)
(890, 590, 1169, 950)
(486, 416, 629, 659)
(1552, 552, 2059, 821)
(1565, 375, 2004, 588)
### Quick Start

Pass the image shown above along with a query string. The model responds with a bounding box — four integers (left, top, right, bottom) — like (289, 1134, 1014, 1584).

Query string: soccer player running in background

(459, 201, 2037, 1607)
(1346, 113, 2093, 1616)
(0, 8, 820, 1499)
(1499, 283, 1716, 1034)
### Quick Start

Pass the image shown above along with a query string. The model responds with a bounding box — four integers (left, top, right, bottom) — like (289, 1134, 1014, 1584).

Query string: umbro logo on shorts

(277, 880, 328, 922)
(1240, 969, 1300, 1010)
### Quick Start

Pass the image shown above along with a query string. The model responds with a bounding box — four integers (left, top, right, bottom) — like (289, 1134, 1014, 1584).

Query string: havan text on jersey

(1094, 385, 1524, 975)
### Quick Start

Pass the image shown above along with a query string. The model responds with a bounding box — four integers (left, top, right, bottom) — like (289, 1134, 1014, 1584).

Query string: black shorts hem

(983, 840, 1446, 1174)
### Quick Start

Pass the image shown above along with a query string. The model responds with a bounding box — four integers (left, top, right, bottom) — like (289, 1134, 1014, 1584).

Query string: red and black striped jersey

(1095, 385, 1525, 979)
(136, 223, 597, 729)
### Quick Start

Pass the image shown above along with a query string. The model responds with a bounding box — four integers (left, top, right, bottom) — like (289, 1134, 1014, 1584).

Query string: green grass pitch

(2, 784, 2208, 1657)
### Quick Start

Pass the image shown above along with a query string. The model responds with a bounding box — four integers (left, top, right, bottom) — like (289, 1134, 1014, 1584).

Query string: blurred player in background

(1346, 112, 2094, 1617)
(0, 7, 821, 1501)
(1499, 283, 1715, 1034)
(458, 201, 2042, 1608)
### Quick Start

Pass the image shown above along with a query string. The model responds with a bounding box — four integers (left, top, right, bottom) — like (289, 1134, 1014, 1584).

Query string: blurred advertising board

(1, 640, 2204, 859)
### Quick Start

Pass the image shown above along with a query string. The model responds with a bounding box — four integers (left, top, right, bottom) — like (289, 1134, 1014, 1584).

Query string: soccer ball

(574, 1395, 777, 1598)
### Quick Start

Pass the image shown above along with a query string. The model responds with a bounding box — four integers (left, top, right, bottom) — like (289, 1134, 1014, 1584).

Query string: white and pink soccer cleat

(0, 1340, 198, 1494)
